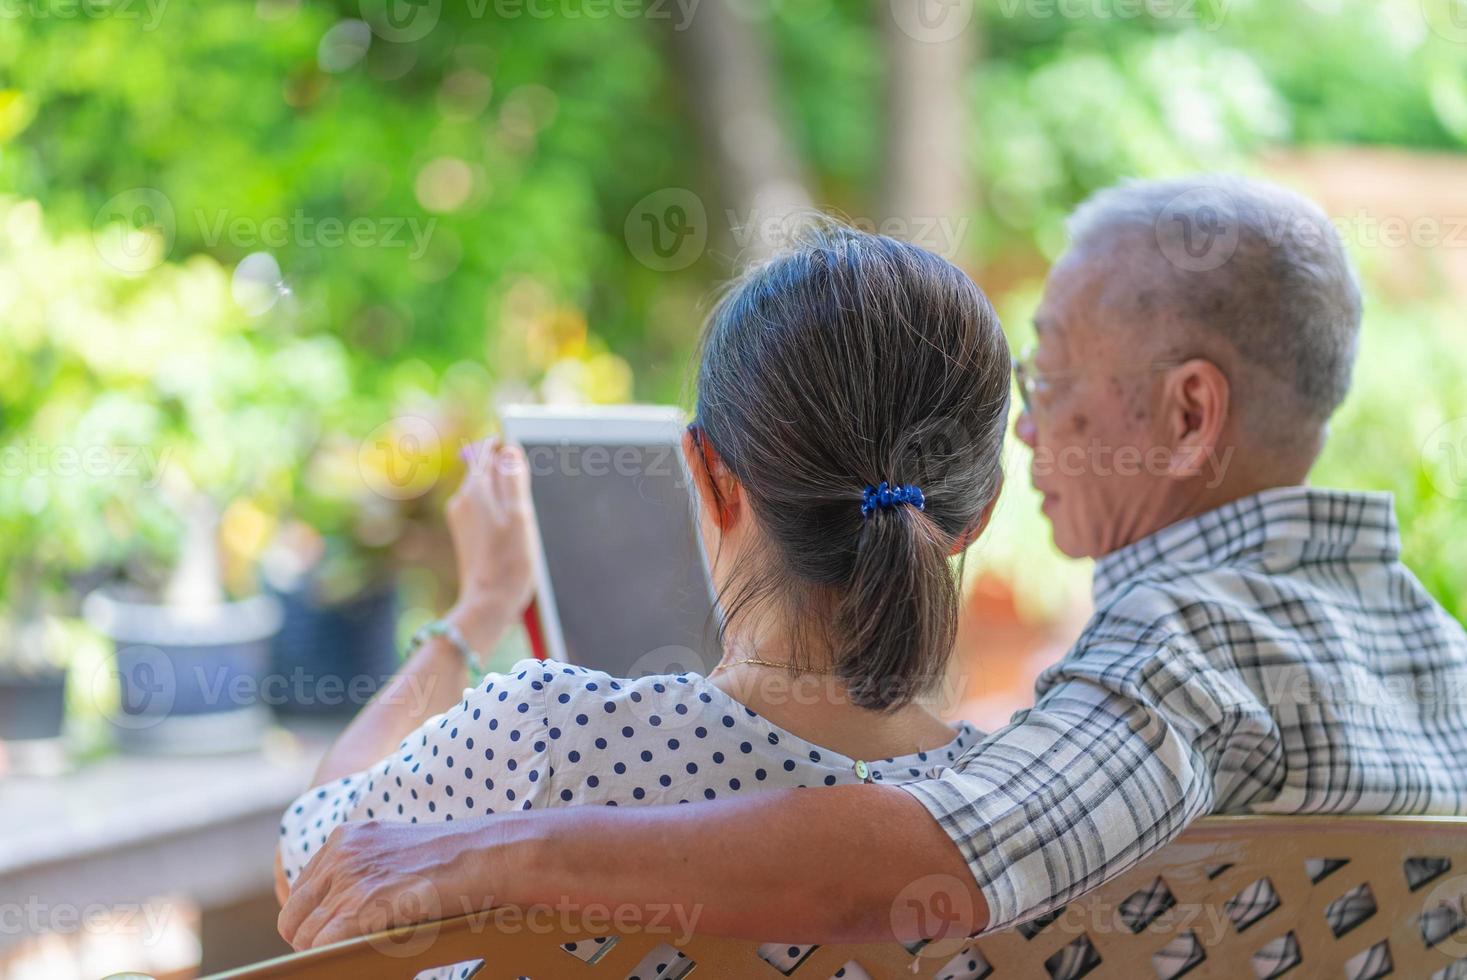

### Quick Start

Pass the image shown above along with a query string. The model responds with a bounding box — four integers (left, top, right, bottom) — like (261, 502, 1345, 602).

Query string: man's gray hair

(1066, 174, 1362, 428)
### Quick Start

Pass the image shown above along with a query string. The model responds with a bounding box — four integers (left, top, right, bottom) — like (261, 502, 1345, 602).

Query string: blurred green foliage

(2, 0, 1466, 638)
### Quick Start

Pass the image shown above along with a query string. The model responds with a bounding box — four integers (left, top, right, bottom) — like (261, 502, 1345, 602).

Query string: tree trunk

(664, 0, 812, 263)
(880, 1, 975, 262)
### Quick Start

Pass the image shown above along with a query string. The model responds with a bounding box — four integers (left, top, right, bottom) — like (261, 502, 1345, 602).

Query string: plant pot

(0, 667, 67, 742)
(267, 577, 400, 717)
(83, 589, 283, 755)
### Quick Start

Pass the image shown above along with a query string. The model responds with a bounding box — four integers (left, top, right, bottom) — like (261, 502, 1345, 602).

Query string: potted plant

(261, 520, 400, 718)
(83, 492, 283, 754)
(259, 395, 483, 717)
(0, 567, 68, 754)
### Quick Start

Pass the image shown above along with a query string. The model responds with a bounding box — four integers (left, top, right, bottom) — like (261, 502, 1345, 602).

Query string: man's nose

(1015, 407, 1037, 448)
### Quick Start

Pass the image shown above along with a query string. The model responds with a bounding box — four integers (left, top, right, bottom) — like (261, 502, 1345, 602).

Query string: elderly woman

(277, 223, 1011, 976)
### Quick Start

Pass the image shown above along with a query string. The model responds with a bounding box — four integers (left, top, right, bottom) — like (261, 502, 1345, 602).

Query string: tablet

(499, 404, 723, 678)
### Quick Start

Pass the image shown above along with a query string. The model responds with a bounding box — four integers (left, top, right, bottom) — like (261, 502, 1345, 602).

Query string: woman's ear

(948, 474, 1003, 556)
(682, 426, 742, 531)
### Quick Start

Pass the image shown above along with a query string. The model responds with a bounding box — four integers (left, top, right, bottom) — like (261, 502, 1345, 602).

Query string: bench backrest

(199, 815, 1467, 980)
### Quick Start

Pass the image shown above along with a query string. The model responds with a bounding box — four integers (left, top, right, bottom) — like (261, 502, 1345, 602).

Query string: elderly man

(279, 175, 1467, 953)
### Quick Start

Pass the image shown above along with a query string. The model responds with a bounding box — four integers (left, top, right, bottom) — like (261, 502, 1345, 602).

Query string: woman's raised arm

(273, 440, 539, 901)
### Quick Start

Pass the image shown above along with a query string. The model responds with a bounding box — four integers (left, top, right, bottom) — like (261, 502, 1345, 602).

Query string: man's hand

(273, 848, 290, 908)
(278, 819, 499, 950)
(276, 787, 986, 951)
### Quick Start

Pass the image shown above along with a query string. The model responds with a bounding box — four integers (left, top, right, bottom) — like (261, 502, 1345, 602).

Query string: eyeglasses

(1013, 346, 1074, 416)
(1012, 344, 1195, 416)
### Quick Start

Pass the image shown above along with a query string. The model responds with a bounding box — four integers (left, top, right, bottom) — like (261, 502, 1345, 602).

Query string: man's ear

(682, 427, 742, 531)
(1162, 359, 1230, 479)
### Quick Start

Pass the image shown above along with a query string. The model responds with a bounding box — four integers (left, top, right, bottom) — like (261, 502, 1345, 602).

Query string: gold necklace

(710, 656, 835, 676)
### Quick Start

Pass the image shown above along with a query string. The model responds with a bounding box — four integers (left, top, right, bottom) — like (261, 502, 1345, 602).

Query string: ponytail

(835, 503, 957, 709)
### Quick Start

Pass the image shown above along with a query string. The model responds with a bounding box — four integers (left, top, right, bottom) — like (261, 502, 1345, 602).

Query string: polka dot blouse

(279, 658, 981, 978)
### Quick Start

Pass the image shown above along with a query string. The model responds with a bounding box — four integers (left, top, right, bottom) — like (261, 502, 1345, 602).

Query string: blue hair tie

(860, 481, 925, 519)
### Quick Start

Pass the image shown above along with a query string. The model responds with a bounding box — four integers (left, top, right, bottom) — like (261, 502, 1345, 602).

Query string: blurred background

(3, 0, 1467, 976)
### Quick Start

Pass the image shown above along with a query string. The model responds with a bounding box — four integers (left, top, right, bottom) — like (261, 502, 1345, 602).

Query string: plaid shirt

(901, 486, 1467, 937)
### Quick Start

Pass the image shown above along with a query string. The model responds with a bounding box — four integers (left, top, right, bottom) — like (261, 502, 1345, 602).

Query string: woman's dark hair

(691, 221, 1011, 710)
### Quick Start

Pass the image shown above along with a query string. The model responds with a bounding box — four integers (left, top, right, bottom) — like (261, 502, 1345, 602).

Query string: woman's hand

(444, 438, 540, 654)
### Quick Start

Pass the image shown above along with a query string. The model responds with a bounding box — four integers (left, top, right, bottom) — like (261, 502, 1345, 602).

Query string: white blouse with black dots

(280, 659, 983, 980)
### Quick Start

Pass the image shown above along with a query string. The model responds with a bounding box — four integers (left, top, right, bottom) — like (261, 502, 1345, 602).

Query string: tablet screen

(505, 409, 722, 678)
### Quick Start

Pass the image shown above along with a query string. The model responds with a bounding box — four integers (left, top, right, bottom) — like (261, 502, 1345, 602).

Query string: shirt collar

(1091, 485, 1401, 604)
